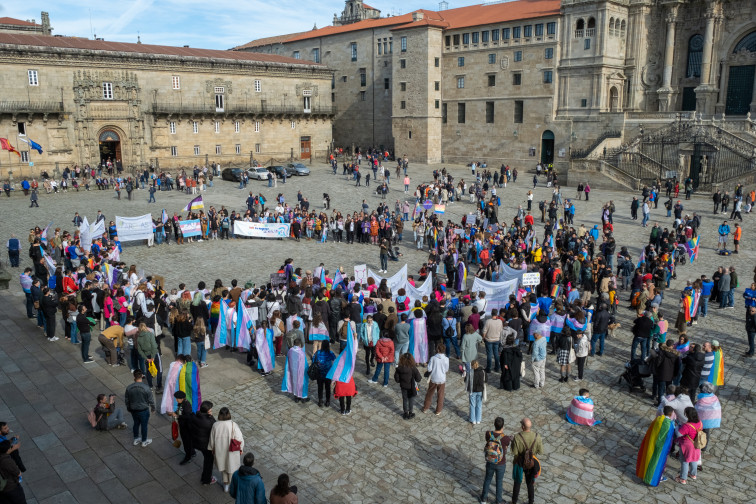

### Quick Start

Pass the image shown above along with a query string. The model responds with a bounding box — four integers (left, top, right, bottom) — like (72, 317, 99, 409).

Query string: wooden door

(300, 136, 311, 160)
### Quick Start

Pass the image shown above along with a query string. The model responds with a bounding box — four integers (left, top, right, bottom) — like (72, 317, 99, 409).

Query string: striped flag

(107, 247, 120, 262)
(434, 204, 445, 214)
(0, 138, 20, 157)
(333, 269, 344, 288)
(320, 267, 327, 287)
(183, 195, 204, 211)
(40, 221, 53, 244)
(327, 322, 357, 383)
(636, 247, 646, 269)
(566, 396, 601, 426)
(235, 302, 254, 350)
(161, 209, 169, 224)
(255, 327, 275, 373)
(685, 236, 699, 262)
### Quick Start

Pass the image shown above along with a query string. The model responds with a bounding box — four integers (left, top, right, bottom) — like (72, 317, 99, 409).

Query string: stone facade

(0, 32, 333, 178)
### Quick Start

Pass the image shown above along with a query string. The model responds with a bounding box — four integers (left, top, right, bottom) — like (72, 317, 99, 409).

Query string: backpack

(691, 428, 707, 450)
(518, 432, 538, 470)
(445, 323, 454, 339)
(113, 297, 122, 311)
(87, 406, 102, 428)
(484, 432, 505, 464)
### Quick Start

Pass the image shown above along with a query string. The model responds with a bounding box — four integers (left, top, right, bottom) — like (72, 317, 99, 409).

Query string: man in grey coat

(125, 370, 155, 447)
(718, 268, 732, 309)
(394, 314, 411, 364)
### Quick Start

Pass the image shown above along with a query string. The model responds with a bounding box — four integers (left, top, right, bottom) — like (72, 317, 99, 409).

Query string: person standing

(479, 416, 511, 504)
(510, 418, 543, 504)
(482, 309, 503, 373)
(269, 473, 298, 504)
(313, 341, 336, 407)
(674, 407, 703, 484)
(466, 360, 485, 424)
(208, 407, 244, 492)
(369, 333, 394, 386)
(459, 322, 482, 378)
(172, 391, 195, 465)
(717, 220, 730, 250)
(0, 440, 26, 504)
(193, 401, 217, 486)
(6, 234, 20, 267)
(531, 332, 547, 388)
(124, 370, 155, 447)
(229, 452, 267, 504)
(745, 305, 756, 357)
(29, 188, 39, 207)
(421, 343, 449, 415)
(394, 352, 422, 419)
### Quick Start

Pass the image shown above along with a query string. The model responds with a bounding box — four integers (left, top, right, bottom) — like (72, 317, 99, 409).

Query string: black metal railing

(151, 102, 334, 116)
(570, 130, 622, 159)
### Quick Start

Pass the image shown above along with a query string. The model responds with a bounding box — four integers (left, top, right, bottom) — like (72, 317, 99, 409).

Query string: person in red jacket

(369, 336, 395, 386)
(334, 377, 357, 416)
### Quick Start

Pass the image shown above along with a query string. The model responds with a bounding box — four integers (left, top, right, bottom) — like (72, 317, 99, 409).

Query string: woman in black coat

(680, 343, 705, 400)
(394, 353, 422, 420)
(192, 401, 216, 485)
(425, 305, 444, 353)
(500, 337, 523, 391)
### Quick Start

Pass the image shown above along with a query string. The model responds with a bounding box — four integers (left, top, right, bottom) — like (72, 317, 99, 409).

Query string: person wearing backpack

(479, 416, 511, 504)
(674, 407, 704, 484)
(510, 417, 543, 504)
(0, 439, 26, 504)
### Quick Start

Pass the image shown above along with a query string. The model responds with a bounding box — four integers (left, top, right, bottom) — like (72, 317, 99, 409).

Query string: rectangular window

(442, 103, 447, 123)
(488, 53, 496, 64)
(384, 41, 388, 53)
(581, 99, 588, 107)
(457, 76, 465, 89)
(513, 73, 521, 85)
(17, 122, 26, 136)
(513, 26, 521, 39)
(514, 100, 523, 123)
(502, 28, 510, 40)
(514, 51, 522, 62)
(458, 57, 464, 67)
(400, 101, 406, 109)
(21, 151, 29, 163)
(547, 22, 556, 35)
(303, 96, 311, 112)
(194, 145, 200, 156)
(453, 34, 460, 45)
(545, 48, 553, 59)
(389, 39, 393, 53)
(400, 59, 406, 69)
(360, 91, 366, 101)
(171, 146, 178, 157)
(472, 32, 479, 44)
(235, 121, 240, 133)
(543, 70, 553, 83)
(214, 86, 224, 94)
(293, 51, 300, 59)
(215, 145, 222, 155)
(169, 121, 176, 134)
(524, 25, 532, 38)
(172, 75, 180, 89)
(486, 101, 494, 123)
(360, 69, 366, 87)
(102, 82, 113, 99)
(434, 81, 440, 91)
(350, 42, 357, 61)
(254, 121, 260, 132)
(482, 31, 489, 43)
(401, 36, 407, 52)
(445, 35, 451, 46)
(434, 57, 440, 67)
(400, 82, 406, 91)
(235, 144, 241, 155)
(488, 74, 496, 87)
(492, 29, 499, 41)
(254, 80, 261, 92)
(384, 78, 390, 90)
(255, 143, 261, 154)
(215, 93, 224, 112)
(458, 103, 466, 124)
(535, 24, 544, 37)
(214, 121, 220, 133)
(291, 121, 296, 129)
(313, 48, 320, 63)
(193, 121, 198, 134)
(378, 42, 382, 55)
(28, 70, 38, 86)
(435, 100, 440, 109)
(584, 38, 591, 50)
(462, 33, 470, 45)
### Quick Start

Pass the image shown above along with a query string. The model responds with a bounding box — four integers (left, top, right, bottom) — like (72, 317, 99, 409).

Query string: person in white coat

(208, 407, 245, 492)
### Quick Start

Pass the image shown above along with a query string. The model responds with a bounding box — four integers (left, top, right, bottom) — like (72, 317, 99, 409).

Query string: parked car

(247, 166, 269, 180)
(221, 167, 244, 182)
(286, 163, 311, 176)
(267, 165, 296, 179)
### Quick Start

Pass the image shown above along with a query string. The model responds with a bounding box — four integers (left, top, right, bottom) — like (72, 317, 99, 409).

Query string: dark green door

(725, 65, 755, 115)
(681, 87, 696, 111)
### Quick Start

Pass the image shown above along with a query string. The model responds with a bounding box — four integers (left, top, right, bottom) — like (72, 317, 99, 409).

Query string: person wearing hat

(172, 391, 196, 465)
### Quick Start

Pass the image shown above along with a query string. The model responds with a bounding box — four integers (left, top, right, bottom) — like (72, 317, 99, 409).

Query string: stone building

(0, 28, 333, 178)
(237, 0, 756, 188)
(0, 13, 51, 36)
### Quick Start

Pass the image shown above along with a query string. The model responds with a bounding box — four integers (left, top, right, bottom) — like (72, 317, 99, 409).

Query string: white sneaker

(133, 439, 141, 446)
(49, 337, 59, 341)
(223, 484, 230, 492)
(368, 380, 376, 384)
(141, 439, 152, 447)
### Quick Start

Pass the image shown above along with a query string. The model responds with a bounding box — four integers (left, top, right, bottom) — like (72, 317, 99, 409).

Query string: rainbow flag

(434, 204, 445, 214)
(327, 322, 357, 383)
(636, 415, 674, 486)
(707, 349, 724, 386)
(281, 346, 309, 398)
(408, 317, 429, 364)
(183, 195, 204, 211)
(177, 362, 201, 413)
(255, 327, 275, 373)
(685, 236, 700, 262)
(566, 396, 601, 426)
(550, 284, 562, 299)
(682, 291, 700, 323)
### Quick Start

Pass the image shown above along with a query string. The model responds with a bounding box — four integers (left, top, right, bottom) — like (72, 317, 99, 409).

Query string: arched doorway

(541, 130, 554, 165)
(99, 129, 122, 165)
(609, 86, 619, 112)
(725, 30, 756, 115)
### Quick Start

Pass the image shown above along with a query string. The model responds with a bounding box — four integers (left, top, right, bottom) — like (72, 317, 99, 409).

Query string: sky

(2, 0, 486, 49)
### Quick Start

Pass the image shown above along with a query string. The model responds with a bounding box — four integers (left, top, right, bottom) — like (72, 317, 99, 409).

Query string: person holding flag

(329, 315, 358, 415)
(184, 195, 204, 212)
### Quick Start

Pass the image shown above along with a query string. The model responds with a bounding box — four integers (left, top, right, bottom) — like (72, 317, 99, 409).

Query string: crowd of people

(3, 160, 751, 503)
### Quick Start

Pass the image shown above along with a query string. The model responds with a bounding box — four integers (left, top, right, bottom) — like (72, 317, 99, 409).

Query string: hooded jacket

(228, 465, 266, 504)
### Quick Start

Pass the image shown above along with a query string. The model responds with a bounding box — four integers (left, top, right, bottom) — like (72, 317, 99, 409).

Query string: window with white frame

(28, 70, 38, 86)
(293, 51, 300, 59)
(21, 152, 29, 163)
(193, 121, 198, 133)
(169, 121, 176, 134)
(457, 76, 465, 89)
(235, 144, 241, 155)
(215, 93, 224, 112)
(255, 143, 261, 153)
(254, 80, 261, 92)
(17, 122, 26, 136)
(171, 146, 178, 156)
(194, 145, 200, 155)
(291, 121, 296, 129)
(235, 121, 240, 133)
(172, 76, 180, 89)
(215, 145, 222, 155)
(254, 121, 260, 133)
(103, 82, 113, 99)
(214, 121, 220, 133)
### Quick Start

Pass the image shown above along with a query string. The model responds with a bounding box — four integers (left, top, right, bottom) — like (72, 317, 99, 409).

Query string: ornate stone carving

(641, 51, 662, 88)
(295, 83, 319, 96)
(205, 78, 233, 94)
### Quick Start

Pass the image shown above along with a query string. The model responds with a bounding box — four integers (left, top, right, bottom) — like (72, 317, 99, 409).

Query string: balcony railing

(574, 29, 584, 38)
(0, 101, 64, 114)
(151, 102, 334, 116)
(585, 28, 595, 37)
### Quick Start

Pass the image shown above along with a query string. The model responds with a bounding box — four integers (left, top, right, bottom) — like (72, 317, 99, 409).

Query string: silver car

(247, 166, 269, 180)
(287, 163, 311, 176)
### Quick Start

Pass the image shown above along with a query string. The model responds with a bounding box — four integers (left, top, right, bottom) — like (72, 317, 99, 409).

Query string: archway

(609, 86, 619, 112)
(98, 129, 122, 166)
(541, 130, 555, 165)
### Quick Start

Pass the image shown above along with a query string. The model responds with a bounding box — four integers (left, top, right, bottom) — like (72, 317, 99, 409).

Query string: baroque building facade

(237, 0, 756, 182)
(0, 30, 333, 178)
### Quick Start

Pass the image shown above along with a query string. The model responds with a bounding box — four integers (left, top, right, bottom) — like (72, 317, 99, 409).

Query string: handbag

(172, 420, 182, 447)
(229, 423, 242, 452)
(569, 348, 576, 364)
(204, 334, 211, 348)
(520, 361, 526, 377)
(147, 360, 158, 377)
(308, 362, 319, 380)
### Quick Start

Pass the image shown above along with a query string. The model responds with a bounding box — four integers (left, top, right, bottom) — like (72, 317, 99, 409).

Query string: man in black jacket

(192, 400, 216, 485)
(76, 305, 95, 363)
(172, 391, 195, 465)
(746, 306, 756, 357)
(40, 287, 59, 341)
(630, 312, 653, 362)
(590, 304, 613, 356)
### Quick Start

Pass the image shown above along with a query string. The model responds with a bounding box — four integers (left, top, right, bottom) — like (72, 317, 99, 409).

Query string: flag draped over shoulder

(408, 316, 429, 364)
(183, 195, 204, 211)
(177, 362, 201, 412)
(235, 302, 253, 350)
(255, 328, 275, 373)
(566, 396, 601, 426)
(636, 416, 674, 486)
(706, 349, 724, 386)
(327, 323, 357, 383)
(213, 299, 230, 348)
(528, 319, 552, 341)
(281, 346, 309, 398)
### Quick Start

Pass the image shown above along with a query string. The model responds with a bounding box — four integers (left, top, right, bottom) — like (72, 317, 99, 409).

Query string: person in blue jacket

(700, 274, 714, 318)
(717, 220, 730, 250)
(228, 452, 266, 504)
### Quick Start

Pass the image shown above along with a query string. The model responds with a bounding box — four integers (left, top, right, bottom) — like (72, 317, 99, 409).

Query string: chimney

(412, 11, 424, 21)
(41, 11, 52, 35)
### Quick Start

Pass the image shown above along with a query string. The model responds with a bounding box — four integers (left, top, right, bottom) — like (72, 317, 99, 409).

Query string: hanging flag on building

(18, 138, 43, 154)
(0, 138, 20, 157)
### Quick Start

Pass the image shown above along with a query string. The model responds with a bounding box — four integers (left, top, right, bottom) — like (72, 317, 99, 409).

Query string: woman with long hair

(394, 352, 422, 419)
(313, 340, 336, 407)
(270, 473, 298, 504)
(208, 407, 244, 492)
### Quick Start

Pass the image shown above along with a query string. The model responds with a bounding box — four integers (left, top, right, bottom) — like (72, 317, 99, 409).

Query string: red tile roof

(0, 17, 41, 27)
(362, 3, 379, 10)
(239, 0, 559, 46)
(231, 31, 309, 50)
(0, 33, 324, 67)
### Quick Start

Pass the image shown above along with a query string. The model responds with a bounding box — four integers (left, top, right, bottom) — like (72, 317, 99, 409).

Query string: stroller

(617, 358, 652, 392)
(675, 244, 687, 265)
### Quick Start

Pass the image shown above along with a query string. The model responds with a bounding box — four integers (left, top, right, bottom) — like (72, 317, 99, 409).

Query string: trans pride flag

(528, 318, 552, 342)
(636, 415, 674, 486)
(282, 346, 309, 399)
(235, 302, 254, 350)
(213, 299, 233, 349)
(408, 316, 429, 364)
(255, 327, 275, 373)
(327, 322, 357, 383)
(566, 396, 601, 426)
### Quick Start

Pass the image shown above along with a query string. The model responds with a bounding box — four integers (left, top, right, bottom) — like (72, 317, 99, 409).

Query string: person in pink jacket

(675, 407, 703, 484)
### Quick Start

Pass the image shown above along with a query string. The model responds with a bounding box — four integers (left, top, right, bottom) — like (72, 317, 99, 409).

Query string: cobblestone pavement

(1, 163, 755, 503)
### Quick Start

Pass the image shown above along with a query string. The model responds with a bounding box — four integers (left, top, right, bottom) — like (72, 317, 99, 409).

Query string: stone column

(657, 4, 679, 111)
(695, 2, 722, 114)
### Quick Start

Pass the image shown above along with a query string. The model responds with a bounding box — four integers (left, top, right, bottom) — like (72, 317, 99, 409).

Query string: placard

(234, 221, 291, 238)
(116, 214, 154, 242)
(179, 219, 202, 238)
(521, 272, 541, 286)
(354, 264, 368, 285)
